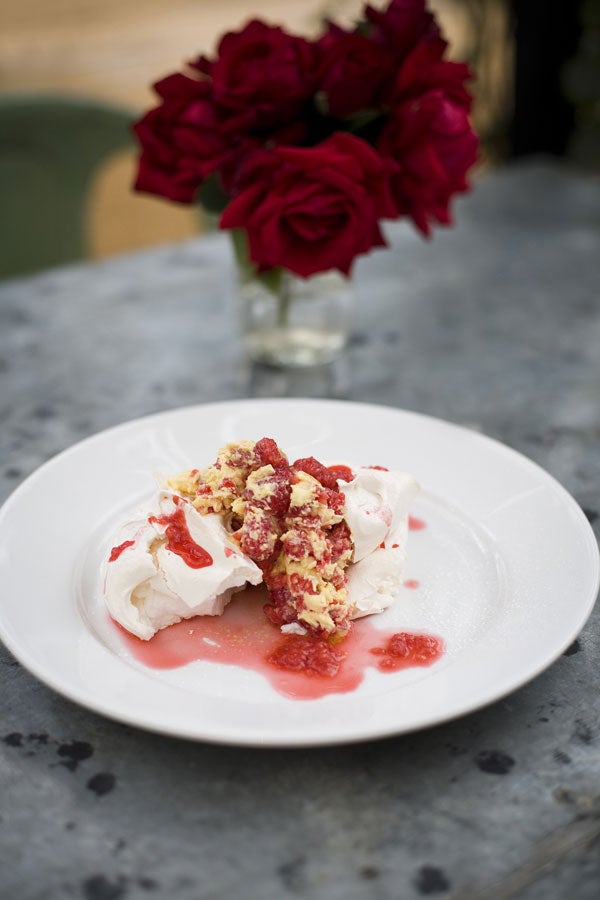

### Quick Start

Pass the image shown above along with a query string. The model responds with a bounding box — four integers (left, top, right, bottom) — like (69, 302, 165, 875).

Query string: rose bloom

(220, 133, 397, 278)
(377, 37, 478, 235)
(365, 0, 439, 60)
(194, 19, 317, 132)
(316, 30, 396, 119)
(134, 73, 246, 203)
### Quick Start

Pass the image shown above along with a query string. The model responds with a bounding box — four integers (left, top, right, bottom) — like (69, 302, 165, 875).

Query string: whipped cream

(103, 491, 262, 640)
(340, 468, 420, 618)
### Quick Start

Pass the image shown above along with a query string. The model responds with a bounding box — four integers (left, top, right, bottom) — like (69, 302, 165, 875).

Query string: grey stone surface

(0, 161, 599, 900)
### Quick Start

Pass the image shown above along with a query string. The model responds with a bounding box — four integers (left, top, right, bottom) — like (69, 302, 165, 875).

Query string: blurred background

(0, 0, 598, 279)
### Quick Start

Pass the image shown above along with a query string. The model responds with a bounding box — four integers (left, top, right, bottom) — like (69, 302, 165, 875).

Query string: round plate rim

(0, 398, 598, 747)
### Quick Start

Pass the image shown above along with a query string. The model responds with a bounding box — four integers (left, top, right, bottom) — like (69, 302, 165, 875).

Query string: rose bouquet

(133, 0, 478, 281)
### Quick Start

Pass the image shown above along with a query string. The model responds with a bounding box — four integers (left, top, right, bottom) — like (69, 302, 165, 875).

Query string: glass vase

(236, 261, 352, 368)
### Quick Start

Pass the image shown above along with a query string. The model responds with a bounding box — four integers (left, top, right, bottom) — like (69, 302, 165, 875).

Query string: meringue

(103, 491, 262, 640)
(340, 468, 420, 618)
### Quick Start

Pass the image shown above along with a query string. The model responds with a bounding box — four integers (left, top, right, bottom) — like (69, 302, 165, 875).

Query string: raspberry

(329, 569, 348, 591)
(388, 632, 439, 661)
(293, 457, 338, 490)
(263, 579, 297, 626)
(246, 468, 291, 516)
(317, 487, 345, 517)
(238, 508, 279, 563)
(289, 573, 317, 598)
(370, 632, 443, 670)
(327, 521, 352, 561)
(268, 635, 345, 677)
(281, 530, 311, 559)
(255, 437, 288, 469)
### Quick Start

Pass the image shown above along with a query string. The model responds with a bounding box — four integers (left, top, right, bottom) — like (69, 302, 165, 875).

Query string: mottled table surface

(1, 162, 599, 900)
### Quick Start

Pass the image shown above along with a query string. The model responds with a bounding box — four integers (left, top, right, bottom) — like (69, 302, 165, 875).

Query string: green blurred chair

(0, 95, 135, 280)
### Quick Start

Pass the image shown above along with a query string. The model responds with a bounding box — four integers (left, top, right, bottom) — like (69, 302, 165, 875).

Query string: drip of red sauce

(408, 516, 427, 531)
(403, 579, 420, 590)
(148, 508, 213, 569)
(116, 588, 443, 700)
(108, 540, 135, 562)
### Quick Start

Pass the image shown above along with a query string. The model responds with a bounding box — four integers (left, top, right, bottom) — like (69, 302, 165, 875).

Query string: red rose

(133, 73, 244, 203)
(365, 0, 440, 59)
(316, 31, 396, 119)
(377, 39, 478, 235)
(194, 19, 317, 132)
(394, 35, 473, 109)
(220, 133, 397, 277)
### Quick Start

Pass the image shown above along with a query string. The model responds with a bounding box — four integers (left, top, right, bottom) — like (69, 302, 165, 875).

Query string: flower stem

(229, 228, 284, 299)
(277, 272, 291, 329)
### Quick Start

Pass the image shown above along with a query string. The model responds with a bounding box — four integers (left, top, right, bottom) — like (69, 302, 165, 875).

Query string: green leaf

(196, 173, 229, 214)
(229, 228, 283, 297)
(344, 107, 387, 133)
(314, 91, 329, 117)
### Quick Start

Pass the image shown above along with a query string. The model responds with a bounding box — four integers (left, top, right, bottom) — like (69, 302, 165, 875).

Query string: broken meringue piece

(340, 468, 420, 618)
(103, 491, 262, 640)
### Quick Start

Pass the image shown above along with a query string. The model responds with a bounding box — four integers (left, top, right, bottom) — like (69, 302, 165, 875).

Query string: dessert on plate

(103, 437, 419, 642)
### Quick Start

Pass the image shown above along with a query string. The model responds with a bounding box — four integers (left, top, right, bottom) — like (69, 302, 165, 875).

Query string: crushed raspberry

(237, 508, 279, 563)
(244, 468, 291, 516)
(389, 633, 439, 659)
(263, 603, 285, 626)
(289, 573, 317, 596)
(317, 487, 345, 516)
(255, 437, 288, 469)
(263, 578, 298, 625)
(268, 635, 346, 677)
(370, 632, 443, 671)
(293, 457, 338, 490)
(329, 569, 347, 591)
(227, 445, 256, 468)
(263, 575, 302, 625)
(327, 522, 352, 562)
(281, 530, 311, 559)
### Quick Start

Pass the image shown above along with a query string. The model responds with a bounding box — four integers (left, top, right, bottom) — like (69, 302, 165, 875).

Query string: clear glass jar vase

(232, 234, 352, 367)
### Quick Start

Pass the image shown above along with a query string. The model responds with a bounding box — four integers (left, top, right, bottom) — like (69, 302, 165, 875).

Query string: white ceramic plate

(0, 399, 598, 747)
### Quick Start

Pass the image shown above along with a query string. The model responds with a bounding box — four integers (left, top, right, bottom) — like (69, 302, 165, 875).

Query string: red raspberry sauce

(115, 586, 443, 700)
(408, 516, 427, 531)
(108, 540, 135, 562)
(148, 508, 213, 569)
(326, 464, 355, 483)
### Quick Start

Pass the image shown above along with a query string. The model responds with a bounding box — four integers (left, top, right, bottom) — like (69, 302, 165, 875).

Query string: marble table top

(1, 162, 599, 900)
